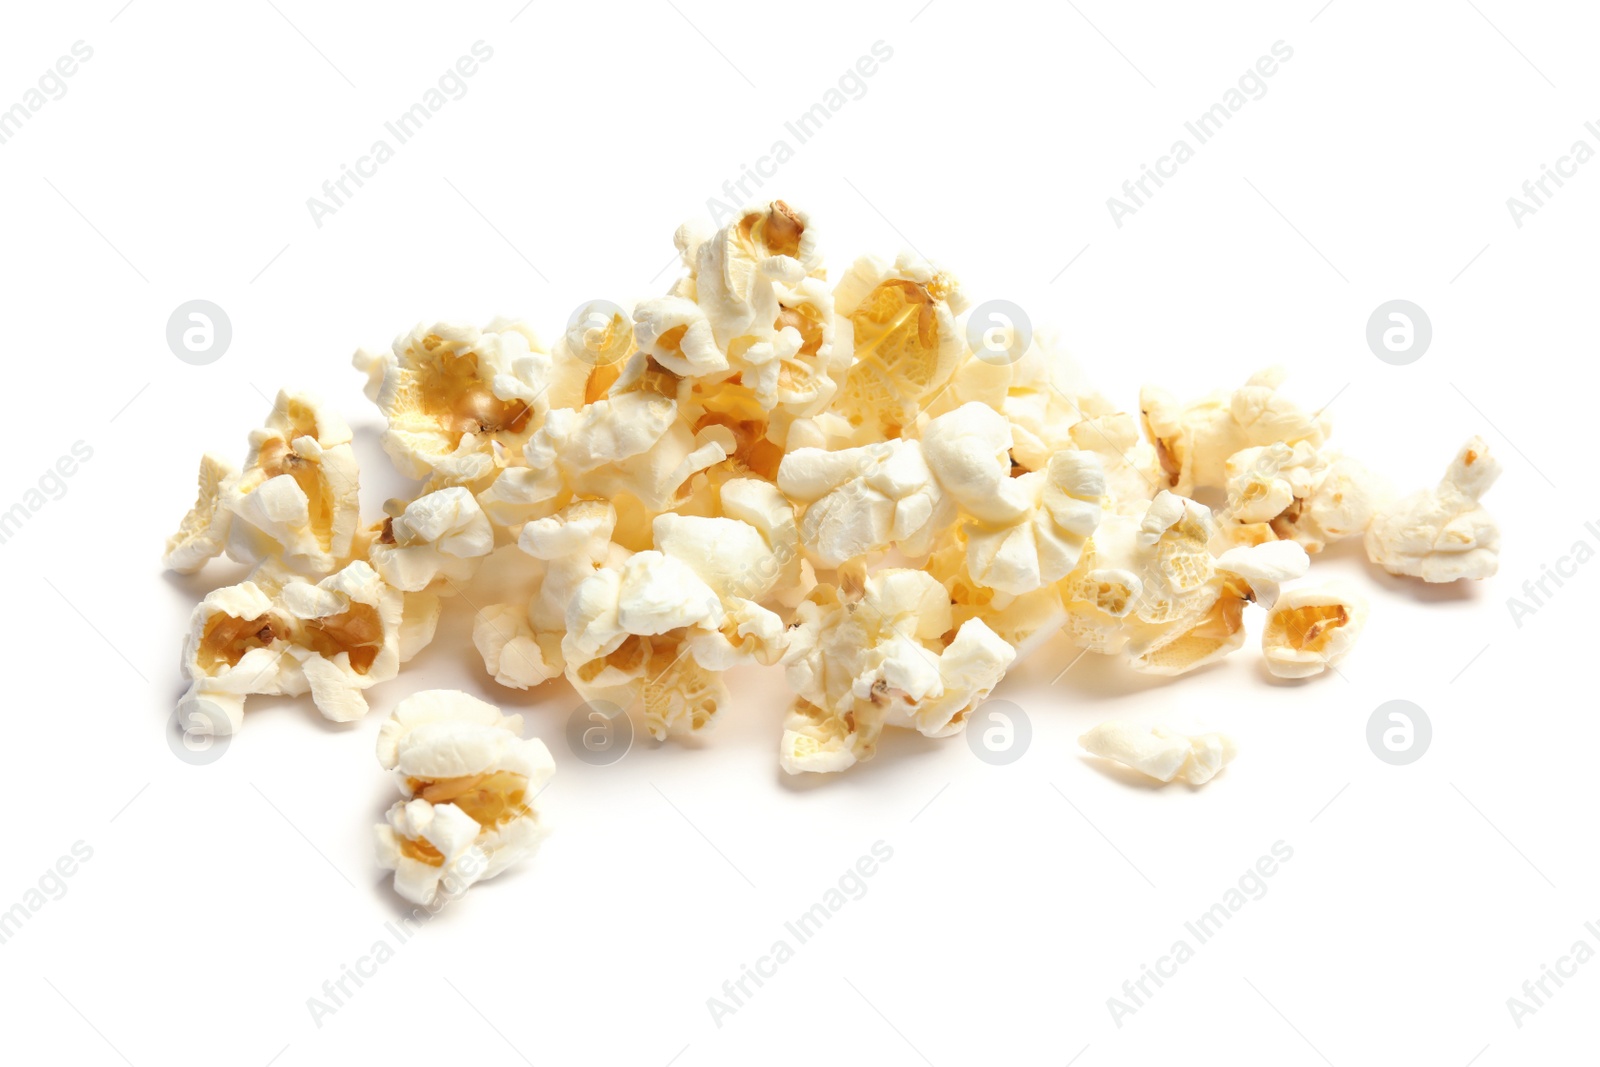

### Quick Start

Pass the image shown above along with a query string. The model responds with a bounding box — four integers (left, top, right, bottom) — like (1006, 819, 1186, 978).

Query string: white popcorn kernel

(1217, 443, 1389, 553)
(163, 452, 237, 574)
(375, 690, 554, 905)
(357, 320, 552, 484)
(831, 252, 968, 443)
(679, 200, 818, 342)
(1057, 493, 1308, 677)
(1262, 583, 1368, 679)
(778, 572, 1016, 774)
(367, 487, 494, 592)
(538, 389, 728, 512)
(177, 561, 406, 731)
(1365, 436, 1501, 582)
(472, 603, 560, 689)
(633, 297, 729, 378)
(1141, 369, 1332, 496)
(963, 449, 1106, 597)
(920, 402, 1030, 524)
(654, 513, 779, 603)
(778, 439, 951, 566)
(166, 391, 361, 577)
(547, 300, 634, 411)
(614, 551, 723, 636)
(1079, 719, 1237, 785)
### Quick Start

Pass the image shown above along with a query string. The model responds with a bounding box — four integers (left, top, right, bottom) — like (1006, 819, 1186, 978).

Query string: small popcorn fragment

(1140, 368, 1332, 496)
(375, 690, 554, 906)
(163, 391, 360, 576)
(1262, 582, 1368, 679)
(831, 252, 968, 443)
(354, 319, 552, 485)
(1079, 719, 1237, 785)
(178, 560, 413, 733)
(779, 570, 1015, 774)
(1365, 436, 1502, 582)
(366, 487, 494, 592)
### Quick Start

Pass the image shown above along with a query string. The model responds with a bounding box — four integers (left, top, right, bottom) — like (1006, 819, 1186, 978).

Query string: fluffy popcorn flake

(1262, 583, 1368, 679)
(355, 319, 552, 484)
(367, 487, 494, 592)
(1365, 436, 1501, 582)
(178, 560, 412, 732)
(375, 690, 554, 905)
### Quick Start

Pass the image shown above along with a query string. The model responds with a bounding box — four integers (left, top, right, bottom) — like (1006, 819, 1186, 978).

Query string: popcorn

(1216, 442, 1388, 553)
(163, 452, 237, 574)
(163, 391, 360, 576)
(1079, 719, 1237, 785)
(163, 200, 1509, 873)
(374, 690, 554, 905)
(367, 487, 494, 592)
(354, 319, 552, 484)
(1141, 369, 1332, 496)
(1262, 583, 1368, 679)
(778, 439, 950, 566)
(830, 252, 968, 443)
(1057, 493, 1310, 675)
(178, 560, 415, 733)
(1365, 436, 1502, 582)
(779, 570, 1014, 774)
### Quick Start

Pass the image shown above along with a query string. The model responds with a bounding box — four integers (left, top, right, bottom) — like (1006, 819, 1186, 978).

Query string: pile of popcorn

(164, 201, 1502, 901)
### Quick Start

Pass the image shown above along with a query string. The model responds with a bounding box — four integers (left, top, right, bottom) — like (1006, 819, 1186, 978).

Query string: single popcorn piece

(374, 690, 554, 906)
(830, 252, 968, 443)
(354, 319, 552, 485)
(779, 570, 1015, 774)
(1262, 582, 1368, 679)
(1079, 719, 1237, 785)
(778, 438, 951, 567)
(1365, 436, 1502, 582)
(366, 487, 494, 592)
(561, 544, 786, 740)
(1216, 442, 1388, 553)
(177, 560, 419, 733)
(923, 400, 1106, 596)
(1141, 368, 1332, 496)
(163, 391, 360, 576)
(547, 299, 635, 411)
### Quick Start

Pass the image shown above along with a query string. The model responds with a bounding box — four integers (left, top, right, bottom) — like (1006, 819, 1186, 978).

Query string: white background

(0, 1, 1592, 1064)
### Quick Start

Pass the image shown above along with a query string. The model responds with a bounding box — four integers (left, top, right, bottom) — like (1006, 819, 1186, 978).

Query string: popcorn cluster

(166, 201, 1504, 891)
